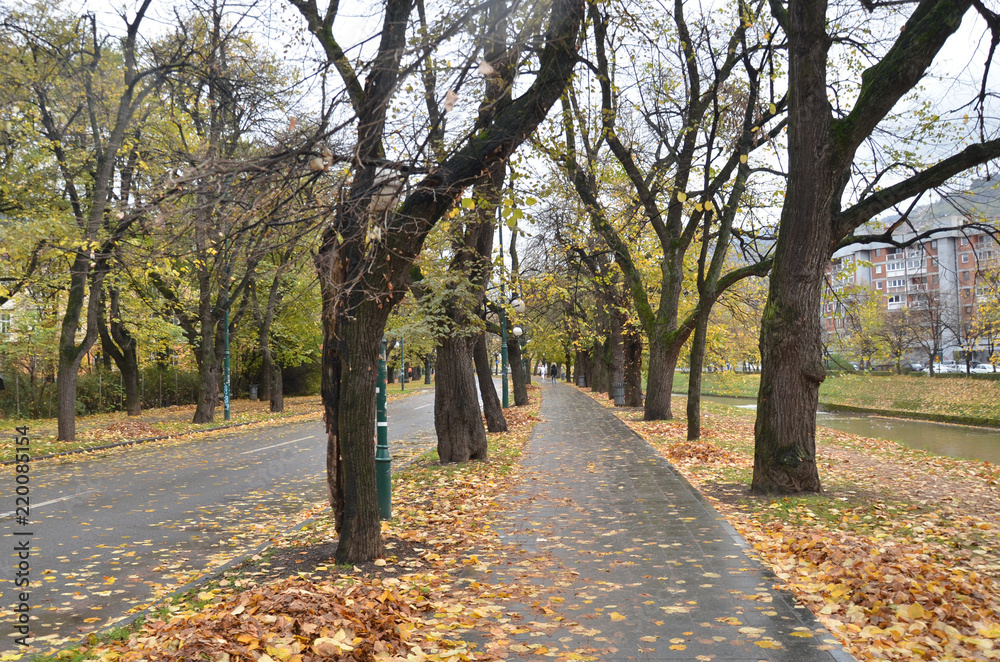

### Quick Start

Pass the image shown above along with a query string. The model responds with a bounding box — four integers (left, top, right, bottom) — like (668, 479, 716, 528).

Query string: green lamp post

(376, 338, 392, 520)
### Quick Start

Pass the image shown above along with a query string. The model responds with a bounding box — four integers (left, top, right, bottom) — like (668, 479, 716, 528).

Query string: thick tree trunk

(435, 336, 489, 462)
(474, 333, 506, 432)
(269, 363, 284, 413)
(751, 0, 830, 494)
(424, 353, 433, 384)
(624, 325, 643, 407)
(508, 336, 528, 406)
(193, 356, 219, 423)
(121, 358, 140, 416)
(590, 339, 611, 395)
(644, 337, 681, 420)
(333, 306, 385, 563)
(574, 350, 589, 386)
(686, 305, 712, 440)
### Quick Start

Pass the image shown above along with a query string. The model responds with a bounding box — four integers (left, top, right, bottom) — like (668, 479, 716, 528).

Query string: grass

(673, 370, 1000, 423)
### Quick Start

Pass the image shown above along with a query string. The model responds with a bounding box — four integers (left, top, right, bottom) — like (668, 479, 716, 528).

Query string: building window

(874, 248, 880, 257)
(875, 265, 882, 274)
(962, 253, 970, 264)
(875, 281, 882, 289)
(0, 311, 10, 336)
(888, 279, 905, 288)
(961, 236, 969, 246)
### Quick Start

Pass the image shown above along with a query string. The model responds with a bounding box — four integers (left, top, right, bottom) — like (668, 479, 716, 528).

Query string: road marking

(0, 491, 93, 518)
(239, 435, 315, 455)
(413, 403, 432, 410)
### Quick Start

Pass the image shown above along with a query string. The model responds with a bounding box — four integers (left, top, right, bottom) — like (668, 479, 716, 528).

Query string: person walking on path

(482, 384, 855, 661)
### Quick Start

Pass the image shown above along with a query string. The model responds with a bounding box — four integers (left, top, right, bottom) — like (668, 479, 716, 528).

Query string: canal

(701, 395, 1000, 465)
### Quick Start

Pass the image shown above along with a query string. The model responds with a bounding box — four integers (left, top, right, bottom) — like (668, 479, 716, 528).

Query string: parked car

(971, 363, 996, 374)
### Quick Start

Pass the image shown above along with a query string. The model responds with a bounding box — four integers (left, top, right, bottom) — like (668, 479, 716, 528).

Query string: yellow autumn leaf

(609, 611, 626, 621)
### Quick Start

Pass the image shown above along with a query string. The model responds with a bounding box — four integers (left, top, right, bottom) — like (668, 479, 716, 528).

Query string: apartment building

(823, 179, 1000, 361)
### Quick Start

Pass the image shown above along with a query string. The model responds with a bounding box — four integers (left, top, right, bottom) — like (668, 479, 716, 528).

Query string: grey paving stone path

(485, 381, 856, 662)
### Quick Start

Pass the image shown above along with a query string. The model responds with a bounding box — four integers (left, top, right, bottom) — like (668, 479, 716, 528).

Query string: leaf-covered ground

(1, 387, 431, 462)
(594, 391, 1000, 661)
(25, 390, 544, 662)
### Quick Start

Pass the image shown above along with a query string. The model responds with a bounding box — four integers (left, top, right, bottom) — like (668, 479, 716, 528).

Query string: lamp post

(376, 338, 392, 519)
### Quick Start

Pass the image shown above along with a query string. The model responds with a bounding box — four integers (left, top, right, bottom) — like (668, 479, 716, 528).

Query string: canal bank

(674, 372, 1000, 427)
(687, 393, 1000, 465)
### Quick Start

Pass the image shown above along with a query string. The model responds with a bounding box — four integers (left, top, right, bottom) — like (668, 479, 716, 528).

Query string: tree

(551, 0, 777, 425)
(753, 0, 1000, 493)
(3, 0, 190, 440)
(292, 0, 584, 563)
(876, 309, 914, 374)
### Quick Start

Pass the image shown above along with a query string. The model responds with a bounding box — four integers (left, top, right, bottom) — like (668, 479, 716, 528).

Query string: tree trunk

(98, 286, 141, 416)
(56, 260, 98, 440)
(508, 335, 528, 406)
(610, 308, 626, 399)
(624, 325, 643, 407)
(435, 336, 489, 462)
(269, 363, 284, 413)
(686, 305, 712, 440)
(425, 353, 433, 384)
(644, 337, 681, 421)
(193, 356, 220, 423)
(574, 350, 589, 386)
(474, 333, 507, 432)
(333, 305, 385, 563)
(751, 0, 830, 494)
(260, 346, 273, 402)
(591, 339, 611, 395)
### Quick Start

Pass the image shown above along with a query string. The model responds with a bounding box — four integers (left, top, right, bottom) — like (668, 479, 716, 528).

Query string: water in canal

(701, 395, 1000, 465)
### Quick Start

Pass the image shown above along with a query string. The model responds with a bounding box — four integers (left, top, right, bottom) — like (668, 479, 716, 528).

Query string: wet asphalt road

(0, 389, 437, 652)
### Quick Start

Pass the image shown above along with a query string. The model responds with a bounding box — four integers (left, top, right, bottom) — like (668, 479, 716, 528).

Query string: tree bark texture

(97, 286, 141, 416)
(435, 336, 489, 462)
(752, 0, 833, 493)
(474, 333, 507, 432)
(686, 305, 712, 440)
(269, 363, 284, 413)
(623, 325, 643, 407)
(644, 338, 681, 421)
(507, 335, 528, 406)
(56, 261, 98, 440)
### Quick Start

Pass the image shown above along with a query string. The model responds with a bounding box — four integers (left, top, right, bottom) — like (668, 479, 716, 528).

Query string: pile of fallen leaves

(97, 578, 417, 661)
(78, 421, 168, 443)
(659, 439, 740, 466)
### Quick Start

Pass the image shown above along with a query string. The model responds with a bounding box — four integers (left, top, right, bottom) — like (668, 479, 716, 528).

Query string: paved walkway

(485, 381, 855, 661)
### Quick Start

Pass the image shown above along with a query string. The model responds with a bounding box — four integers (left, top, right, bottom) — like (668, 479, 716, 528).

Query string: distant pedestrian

(550, 363, 558, 383)
(539, 364, 546, 379)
